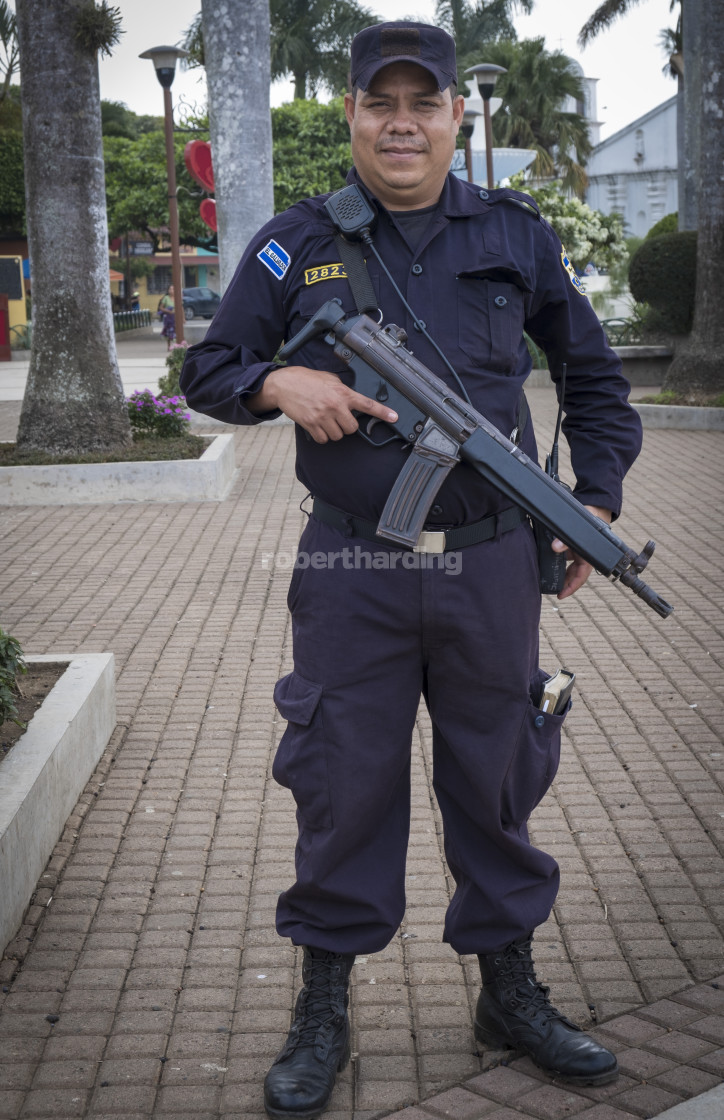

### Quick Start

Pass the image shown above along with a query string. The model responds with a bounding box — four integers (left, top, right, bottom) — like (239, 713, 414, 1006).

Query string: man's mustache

(376, 142, 428, 153)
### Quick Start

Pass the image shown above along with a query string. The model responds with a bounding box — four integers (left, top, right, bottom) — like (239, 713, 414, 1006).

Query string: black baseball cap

(350, 22, 458, 92)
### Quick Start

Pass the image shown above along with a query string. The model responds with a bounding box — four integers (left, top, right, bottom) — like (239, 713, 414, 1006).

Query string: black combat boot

(264, 947, 355, 1120)
(475, 934, 618, 1086)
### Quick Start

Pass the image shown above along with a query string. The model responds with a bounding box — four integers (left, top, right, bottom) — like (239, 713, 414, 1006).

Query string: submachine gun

(279, 300, 673, 620)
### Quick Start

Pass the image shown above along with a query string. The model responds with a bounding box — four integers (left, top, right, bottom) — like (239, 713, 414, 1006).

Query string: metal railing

(601, 318, 644, 346)
(10, 323, 32, 350)
(113, 309, 152, 333)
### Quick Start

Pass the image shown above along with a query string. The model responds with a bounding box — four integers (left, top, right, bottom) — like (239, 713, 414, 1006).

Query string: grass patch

(636, 390, 724, 407)
(0, 433, 209, 467)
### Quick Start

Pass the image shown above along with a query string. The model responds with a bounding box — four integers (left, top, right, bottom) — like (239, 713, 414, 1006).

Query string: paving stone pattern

(0, 389, 722, 1120)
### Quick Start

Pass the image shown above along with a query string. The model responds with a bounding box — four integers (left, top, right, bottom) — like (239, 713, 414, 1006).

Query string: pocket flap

(273, 671, 323, 726)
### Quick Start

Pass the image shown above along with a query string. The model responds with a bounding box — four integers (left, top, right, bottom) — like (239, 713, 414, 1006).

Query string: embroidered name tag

(560, 247, 586, 294)
(304, 263, 347, 285)
(258, 239, 291, 280)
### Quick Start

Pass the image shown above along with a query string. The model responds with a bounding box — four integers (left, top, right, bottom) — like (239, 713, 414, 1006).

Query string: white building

(585, 96, 678, 237)
(562, 61, 603, 148)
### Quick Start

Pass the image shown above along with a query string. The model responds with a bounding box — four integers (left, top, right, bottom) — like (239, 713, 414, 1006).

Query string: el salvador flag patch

(258, 239, 291, 280)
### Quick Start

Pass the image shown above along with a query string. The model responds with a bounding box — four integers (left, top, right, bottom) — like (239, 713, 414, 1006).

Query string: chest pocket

(456, 277, 526, 374)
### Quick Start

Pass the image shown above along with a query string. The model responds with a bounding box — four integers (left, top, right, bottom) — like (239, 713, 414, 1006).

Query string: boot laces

(294, 954, 347, 1047)
(498, 941, 567, 1023)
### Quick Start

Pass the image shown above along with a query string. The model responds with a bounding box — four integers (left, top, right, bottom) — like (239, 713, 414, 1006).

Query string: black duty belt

(311, 497, 526, 554)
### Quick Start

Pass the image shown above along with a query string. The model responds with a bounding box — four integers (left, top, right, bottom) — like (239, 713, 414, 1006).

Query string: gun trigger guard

(353, 412, 403, 447)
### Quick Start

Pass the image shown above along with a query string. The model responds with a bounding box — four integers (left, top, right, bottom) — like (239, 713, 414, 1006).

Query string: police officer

(181, 21, 642, 1119)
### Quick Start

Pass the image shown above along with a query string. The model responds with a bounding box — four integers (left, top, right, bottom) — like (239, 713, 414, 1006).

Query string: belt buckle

(413, 530, 446, 554)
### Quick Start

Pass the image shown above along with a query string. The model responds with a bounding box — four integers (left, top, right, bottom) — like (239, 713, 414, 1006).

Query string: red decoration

(184, 140, 215, 193)
(199, 198, 217, 232)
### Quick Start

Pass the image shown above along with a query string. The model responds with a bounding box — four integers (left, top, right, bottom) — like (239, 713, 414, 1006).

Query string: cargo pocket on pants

(501, 669, 567, 829)
(272, 670, 332, 830)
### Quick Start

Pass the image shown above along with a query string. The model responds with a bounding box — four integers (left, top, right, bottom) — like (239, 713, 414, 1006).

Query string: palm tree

(271, 0, 376, 98)
(200, 0, 274, 290)
(435, 0, 533, 74)
(578, 0, 679, 48)
(474, 38, 592, 196)
(14, 0, 132, 456)
(185, 0, 377, 101)
(0, 0, 18, 106)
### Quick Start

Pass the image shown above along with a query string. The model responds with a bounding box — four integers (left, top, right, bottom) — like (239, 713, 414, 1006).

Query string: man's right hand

(247, 365, 398, 444)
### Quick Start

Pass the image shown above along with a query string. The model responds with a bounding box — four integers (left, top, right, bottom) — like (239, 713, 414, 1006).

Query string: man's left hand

(550, 506, 613, 599)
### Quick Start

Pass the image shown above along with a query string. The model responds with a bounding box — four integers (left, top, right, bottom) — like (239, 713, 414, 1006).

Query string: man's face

(344, 61, 464, 211)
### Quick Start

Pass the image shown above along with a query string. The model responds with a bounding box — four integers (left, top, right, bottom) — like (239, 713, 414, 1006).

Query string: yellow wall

(0, 256, 27, 330)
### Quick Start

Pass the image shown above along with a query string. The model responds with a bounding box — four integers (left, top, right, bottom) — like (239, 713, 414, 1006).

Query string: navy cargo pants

(272, 514, 565, 956)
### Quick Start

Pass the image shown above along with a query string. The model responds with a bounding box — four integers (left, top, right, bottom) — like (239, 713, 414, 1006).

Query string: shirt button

(479, 189, 489, 200)
(411, 263, 423, 275)
(494, 295, 508, 307)
(534, 714, 545, 728)
(431, 504, 443, 515)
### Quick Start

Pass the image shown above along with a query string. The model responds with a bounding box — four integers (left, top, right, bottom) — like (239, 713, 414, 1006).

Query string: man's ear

(344, 92, 356, 129)
(452, 94, 465, 130)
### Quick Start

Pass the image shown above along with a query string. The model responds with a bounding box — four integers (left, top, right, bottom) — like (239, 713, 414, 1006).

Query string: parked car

(182, 286, 221, 320)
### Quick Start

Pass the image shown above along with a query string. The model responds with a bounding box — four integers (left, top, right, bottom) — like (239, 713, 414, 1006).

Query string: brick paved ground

(0, 389, 723, 1120)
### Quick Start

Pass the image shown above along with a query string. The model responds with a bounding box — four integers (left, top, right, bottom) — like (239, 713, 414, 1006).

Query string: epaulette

(477, 186, 541, 219)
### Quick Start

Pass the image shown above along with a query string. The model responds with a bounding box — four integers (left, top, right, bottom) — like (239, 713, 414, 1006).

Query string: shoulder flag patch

(257, 239, 291, 280)
(560, 246, 586, 295)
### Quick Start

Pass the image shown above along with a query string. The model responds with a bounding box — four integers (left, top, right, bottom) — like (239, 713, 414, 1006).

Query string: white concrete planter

(0, 433, 236, 505)
(634, 403, 724, 431)
(0, 654, 115, 956)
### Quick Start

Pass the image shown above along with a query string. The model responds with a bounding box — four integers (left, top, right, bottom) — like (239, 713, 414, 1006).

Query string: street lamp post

(139, 45, 189, 346)
(465, 63, 507, 189)
(461, 108, 482, 182)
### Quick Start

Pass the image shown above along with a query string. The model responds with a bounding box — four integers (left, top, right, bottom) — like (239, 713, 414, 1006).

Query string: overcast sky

(12, 0, 677, 142)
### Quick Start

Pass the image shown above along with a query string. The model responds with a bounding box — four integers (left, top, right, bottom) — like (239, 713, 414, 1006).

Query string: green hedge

(628, 230, 697, 335)
(646, 212, 678, 239)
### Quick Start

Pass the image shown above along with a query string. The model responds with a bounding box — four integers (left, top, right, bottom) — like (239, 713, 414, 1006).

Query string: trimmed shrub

(646, 212, 678, 239)
(628, 230, 697, 335)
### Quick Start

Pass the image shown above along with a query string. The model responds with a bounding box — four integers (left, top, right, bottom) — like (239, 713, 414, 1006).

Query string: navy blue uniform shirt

(180, 171, 643, 525)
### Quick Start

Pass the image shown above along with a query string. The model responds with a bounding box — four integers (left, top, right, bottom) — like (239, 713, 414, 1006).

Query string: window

(148, 266, 172, 294)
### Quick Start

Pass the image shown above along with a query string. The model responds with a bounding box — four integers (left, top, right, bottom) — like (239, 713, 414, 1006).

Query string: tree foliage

(73, 1, 122, 58)
(475, 39, 592, 196)
(271, 0, 376, 98)
(0, 0, 19, 106)
(101, 99, 161, 139)
(0, 126, 24, 233)
(511, 175, 627, 271)
(103, 129, 212, 248)
(183, 0, 376, 100)
(435, 0, 532, 78)
(578, 0, 680, 51)
(271, 97, 350, 211)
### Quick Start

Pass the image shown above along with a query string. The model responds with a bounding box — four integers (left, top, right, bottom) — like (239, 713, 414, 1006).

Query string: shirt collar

(346, 166, 488, 219)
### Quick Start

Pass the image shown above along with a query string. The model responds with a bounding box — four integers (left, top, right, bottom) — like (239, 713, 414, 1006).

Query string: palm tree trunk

(14, 0, 131, 455)
(201, 0, 275, 293)
(664, 0, 724, 397)
(293, 67, 308, 99)
(678, 2, 699, 231)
